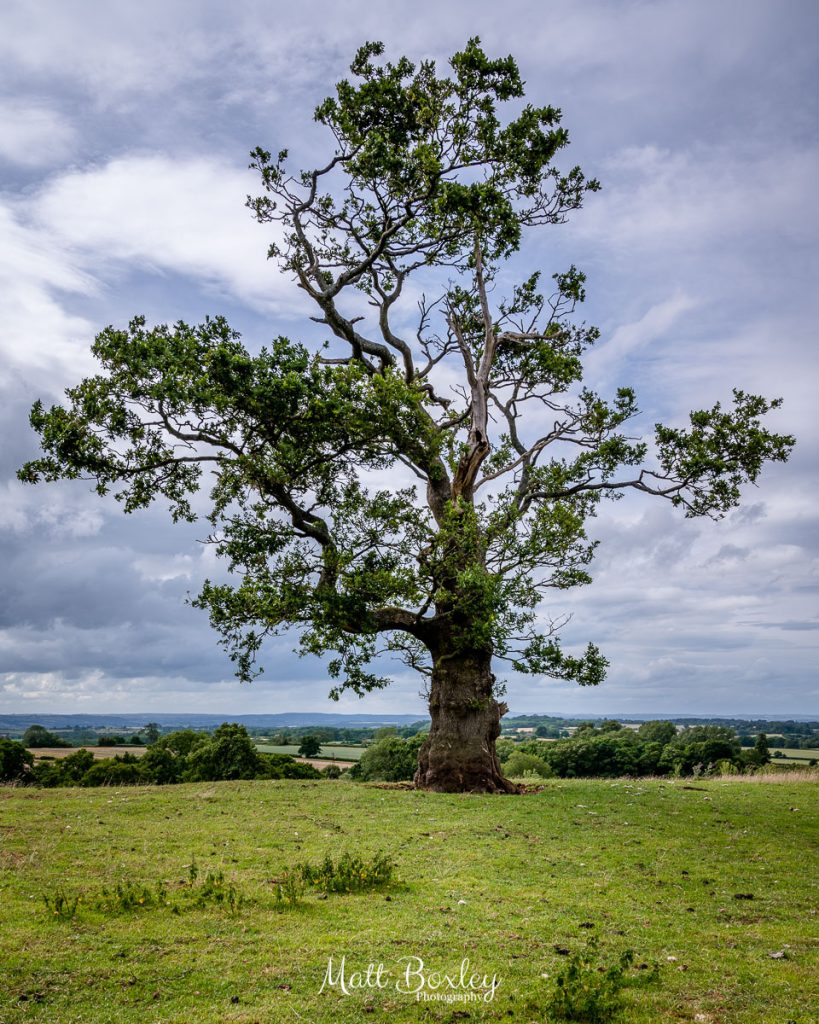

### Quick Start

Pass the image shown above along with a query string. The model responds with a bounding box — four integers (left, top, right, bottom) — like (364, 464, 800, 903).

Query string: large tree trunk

(414, 649, 517, 793)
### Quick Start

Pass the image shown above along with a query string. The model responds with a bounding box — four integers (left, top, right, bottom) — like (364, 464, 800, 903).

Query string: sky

(1, 0, 817, 719)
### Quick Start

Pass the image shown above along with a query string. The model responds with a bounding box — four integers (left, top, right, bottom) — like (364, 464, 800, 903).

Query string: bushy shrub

(0, 740, 34, 782)
(80, 755, 143, 787)
(527, 732, 642, 778)
(32, 749, 95, 787)
(495, 738, 518, 764)
(183, 723, 262, 781)
(258, 752, 322, 780)
(284, 761, 322, 780)
(356, 734, 425, 782)
(139, 745, 181, 785)
(505, 752, 553, 778)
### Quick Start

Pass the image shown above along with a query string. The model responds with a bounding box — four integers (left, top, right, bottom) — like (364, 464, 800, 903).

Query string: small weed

(42, 888, 80, 920)
(298, 851, 394, 894)
(40, 861, 246, 920)
(96, 879, 168, 913)
(273, 869, 304, 909)
(546, 939, 656, 1023)
(193, 869, 243, 913)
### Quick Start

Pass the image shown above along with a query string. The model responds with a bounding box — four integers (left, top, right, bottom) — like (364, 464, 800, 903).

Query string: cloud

(581, 143, 819, 258)
(0, 151, 305, 395)
(0, 0, 817, 716)
(0, 101, 76, 167)
(30, 154, 293, 313)
(0, 202, 97, 392)
(0, 0, 220, 97)
(586, 292, 697, 383)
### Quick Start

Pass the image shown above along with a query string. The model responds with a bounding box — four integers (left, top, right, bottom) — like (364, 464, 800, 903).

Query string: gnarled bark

(414, 649, 517, 793)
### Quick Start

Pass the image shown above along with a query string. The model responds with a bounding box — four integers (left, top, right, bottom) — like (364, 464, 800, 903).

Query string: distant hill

(1, 710, 816, 735)
(0, 712, 428, 733)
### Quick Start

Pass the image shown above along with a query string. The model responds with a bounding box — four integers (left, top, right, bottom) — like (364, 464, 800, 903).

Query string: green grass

(0, 777, 816, 1023)
(255, 744, 365, 761)
(769, 747, 819, 762)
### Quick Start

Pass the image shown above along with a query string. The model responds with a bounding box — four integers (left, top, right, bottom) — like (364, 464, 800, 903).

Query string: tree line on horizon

(350, 721, 788, 782)
(2, 717, 814, 789)
(0, 724, 323, 788)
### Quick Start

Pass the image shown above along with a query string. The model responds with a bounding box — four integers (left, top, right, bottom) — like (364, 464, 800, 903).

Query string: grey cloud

(744, 619, 819, 632)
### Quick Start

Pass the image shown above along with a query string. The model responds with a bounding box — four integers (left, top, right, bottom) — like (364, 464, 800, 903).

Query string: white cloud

(0, 101, 76, 166)
(0, 153, 304, 393)
(0, 0, 219, 97)
(132, 553, 195, 582)
(0, 201, 97, 390)
(30, 154, 293, 312)
(586, 292, 697, 383)
(0, 480, 105, 538)
(582, 144, 819, 256)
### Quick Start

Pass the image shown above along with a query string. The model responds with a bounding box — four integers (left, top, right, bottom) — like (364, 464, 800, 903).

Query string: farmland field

(0, 777, 816, 1023)
(769, 747, 819, 762)
(255, 744, 366, 761)
(28, 745, 146, 760)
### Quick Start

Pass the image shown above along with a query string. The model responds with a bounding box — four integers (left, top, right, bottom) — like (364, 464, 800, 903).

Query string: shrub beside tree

(33, 749, 95, 787)
(504, 751, 553, 778)
(354, 734, 427, 782)
(80, 755, 144, 787)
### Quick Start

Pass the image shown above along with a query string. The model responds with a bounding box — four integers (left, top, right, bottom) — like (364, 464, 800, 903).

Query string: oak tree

(20, 40, 794, 792)
(298, 735, 322, 758)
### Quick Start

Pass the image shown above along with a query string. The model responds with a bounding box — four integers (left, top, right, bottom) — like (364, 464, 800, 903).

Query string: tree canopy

(19, 40, 794, 791)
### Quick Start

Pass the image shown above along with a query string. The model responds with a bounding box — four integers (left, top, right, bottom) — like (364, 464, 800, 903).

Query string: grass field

(0, 777, 816, 1023)
(769, 747, 819, 763)
(255, 744, 366, 761)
